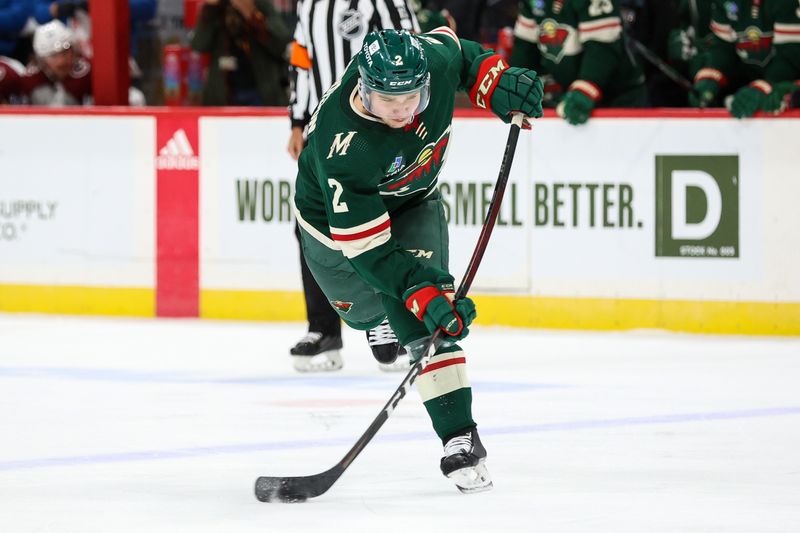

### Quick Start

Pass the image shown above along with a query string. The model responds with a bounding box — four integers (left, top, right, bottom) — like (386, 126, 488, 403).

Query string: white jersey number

(327, 179, 349, 213)
(588, 0, 613, 16)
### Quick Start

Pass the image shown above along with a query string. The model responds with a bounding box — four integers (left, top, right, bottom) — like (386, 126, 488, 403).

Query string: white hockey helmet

(33, 20, 74, 58)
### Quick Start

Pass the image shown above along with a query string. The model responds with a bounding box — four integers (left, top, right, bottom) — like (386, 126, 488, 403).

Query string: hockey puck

(255, 477, 309, 503)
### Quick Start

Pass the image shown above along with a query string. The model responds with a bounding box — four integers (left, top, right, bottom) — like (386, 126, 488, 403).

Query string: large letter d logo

(671, 170, 722, 240)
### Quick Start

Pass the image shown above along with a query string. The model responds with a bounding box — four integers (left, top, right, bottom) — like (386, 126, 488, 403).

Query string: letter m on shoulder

(327, 131, 358, 159)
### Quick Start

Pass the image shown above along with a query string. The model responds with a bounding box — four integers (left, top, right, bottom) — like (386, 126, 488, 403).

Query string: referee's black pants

(294, 222, 342, 338)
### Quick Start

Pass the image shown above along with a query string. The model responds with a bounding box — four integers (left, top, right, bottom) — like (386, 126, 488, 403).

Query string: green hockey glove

(667, 27, 697, 62)
(468, 54, 543, 125)
(689, 79, 719, 107)
(730, 81, 771, 119)
(403, 277, 476, 342)
(490, 67, 544, 125)
(558, 81, 599, 125)
(690, 69, 725, 107)
(762, 81, 799, 114)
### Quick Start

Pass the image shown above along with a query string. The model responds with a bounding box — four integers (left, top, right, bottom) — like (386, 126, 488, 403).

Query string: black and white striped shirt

(289, 0, 419, 129)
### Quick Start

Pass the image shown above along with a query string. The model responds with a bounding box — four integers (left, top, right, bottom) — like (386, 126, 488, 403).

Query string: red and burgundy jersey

(20, 56, 92, 106)
(0, 57, 25, 103)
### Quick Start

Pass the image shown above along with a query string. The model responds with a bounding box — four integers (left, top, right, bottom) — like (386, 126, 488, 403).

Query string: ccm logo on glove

(472, 56, 508, 109)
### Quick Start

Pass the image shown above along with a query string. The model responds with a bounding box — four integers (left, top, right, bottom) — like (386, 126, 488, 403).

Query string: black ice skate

(440, 427, 493, 494)
(290, 332, 343, 372)
(366, 319, 409, 372)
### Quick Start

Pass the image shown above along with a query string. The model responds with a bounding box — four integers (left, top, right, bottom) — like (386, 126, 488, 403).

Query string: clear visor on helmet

(358, 74, 431, 120)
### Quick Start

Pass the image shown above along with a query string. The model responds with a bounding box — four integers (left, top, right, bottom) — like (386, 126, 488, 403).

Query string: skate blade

(378, 354, 411, 373)
(447, 461, 493, 494)
(292, 351, 343, 373)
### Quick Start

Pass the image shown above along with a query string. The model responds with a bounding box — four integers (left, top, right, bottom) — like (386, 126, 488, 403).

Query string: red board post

(90, 0, 130, 105)
(155, 114, 200, 317)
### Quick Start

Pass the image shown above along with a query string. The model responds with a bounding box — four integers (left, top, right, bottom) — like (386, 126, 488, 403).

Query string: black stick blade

(254, 466, 342, 503)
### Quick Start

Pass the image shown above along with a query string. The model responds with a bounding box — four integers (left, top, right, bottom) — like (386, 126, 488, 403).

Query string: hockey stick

(254, 112, 526, 503)
(625, 35, 697, 95)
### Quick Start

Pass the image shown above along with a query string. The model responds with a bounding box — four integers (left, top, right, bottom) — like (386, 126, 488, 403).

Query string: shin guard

(414, 343, 475, 440)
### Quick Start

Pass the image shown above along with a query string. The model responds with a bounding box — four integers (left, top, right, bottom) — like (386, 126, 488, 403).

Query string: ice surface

(1, 314, 799, 532)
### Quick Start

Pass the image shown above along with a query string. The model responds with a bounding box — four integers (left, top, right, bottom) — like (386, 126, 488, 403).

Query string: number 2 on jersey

(327, 179, 349, 213)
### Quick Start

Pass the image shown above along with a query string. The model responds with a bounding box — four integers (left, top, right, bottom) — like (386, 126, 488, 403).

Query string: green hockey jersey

(293, 27, 500, 300)
(699, 0, 800, 84)
(510, 0, 644, 105)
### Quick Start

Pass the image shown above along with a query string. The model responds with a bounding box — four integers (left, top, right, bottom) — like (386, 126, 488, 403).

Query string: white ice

(1, 314, 799, 533)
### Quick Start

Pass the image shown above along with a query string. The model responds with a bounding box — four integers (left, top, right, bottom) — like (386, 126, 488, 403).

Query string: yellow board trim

(2, 285, 798, 336)
(201, 289, 306, 321)
(200, 289, 800, 336)
(472, 294, 800, 336)
(0, 284, 154, 317)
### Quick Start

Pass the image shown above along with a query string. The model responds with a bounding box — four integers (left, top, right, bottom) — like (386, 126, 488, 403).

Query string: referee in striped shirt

(286, 0, 419, 372)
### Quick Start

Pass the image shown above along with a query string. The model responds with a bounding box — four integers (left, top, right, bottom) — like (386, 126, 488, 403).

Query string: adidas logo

(156, 129, 198, 170)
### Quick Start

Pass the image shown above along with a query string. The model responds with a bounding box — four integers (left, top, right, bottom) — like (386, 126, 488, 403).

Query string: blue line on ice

(0, 365, 569, 392)
(1, 406, 798, 472)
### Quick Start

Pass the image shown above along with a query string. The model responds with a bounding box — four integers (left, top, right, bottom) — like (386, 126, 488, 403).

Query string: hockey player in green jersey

(292, 27, 543, 492)
(691, 0, 800, 117)
(509, 0, 646, 125)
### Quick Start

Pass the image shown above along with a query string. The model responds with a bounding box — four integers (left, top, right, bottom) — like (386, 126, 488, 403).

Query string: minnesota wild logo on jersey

(538, 19, 574, 62)
(331, 300, 354, 313)
(736, 26, 774, 65)
(380, 128, 451, 197)
(708, 0, 789, 68)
